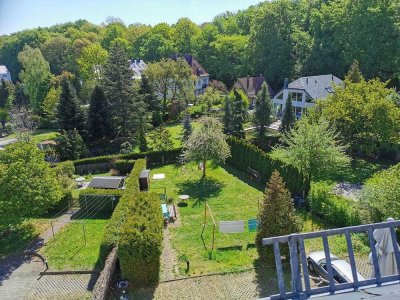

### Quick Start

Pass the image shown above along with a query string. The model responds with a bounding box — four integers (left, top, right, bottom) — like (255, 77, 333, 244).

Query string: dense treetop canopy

(0, 0, 398, 90)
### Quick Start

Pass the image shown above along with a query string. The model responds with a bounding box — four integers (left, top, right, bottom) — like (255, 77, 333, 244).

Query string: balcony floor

(315, 283, 400, 300)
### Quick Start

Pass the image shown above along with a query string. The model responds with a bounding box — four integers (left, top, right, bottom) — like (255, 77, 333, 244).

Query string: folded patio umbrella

(369, 218, 399, 277)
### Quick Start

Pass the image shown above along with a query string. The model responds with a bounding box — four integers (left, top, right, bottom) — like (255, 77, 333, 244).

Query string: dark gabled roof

(87, 176, 125, 189)
(288, 74, 343, 99)
(234, 75, 275, 98)
(171, 54, 208, 77)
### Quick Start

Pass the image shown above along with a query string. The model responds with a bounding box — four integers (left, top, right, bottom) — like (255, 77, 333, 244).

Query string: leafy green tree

(148, 125, 173, 153)
(256, 170, 300, 261)
(361, 163, 400, 222)
(208, 35, 250, 86)
(57, 77, 86, 134)
(0, 142, 62, 218)
(173, 18, 200, 54)
(77, 42, 108, 83)
(87, 85, 113, 144)
(144, 58, 193, 117)
(320, 77, 400, 156)
(182, 116, 230, 178)
(280, 96, 295, 133)
(182, 110, 192, 142)
(55, 129, 88, 161)
(272, 118, 350, 185)
(103, 43, 139, 137)
(0, 79, 14, 132)
(18, 45, 52, 113)
(223, 96, 234, 135)
(41, 36, 72, 75)
(255, 82, 272, 136)
(41, 86, 61, 128)
(232, 89, 245, 139)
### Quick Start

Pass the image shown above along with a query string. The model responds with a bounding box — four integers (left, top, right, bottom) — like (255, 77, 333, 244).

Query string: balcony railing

(262, 219, 400, 299)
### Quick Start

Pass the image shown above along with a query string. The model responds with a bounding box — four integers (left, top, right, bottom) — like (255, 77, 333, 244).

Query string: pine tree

(138, 113, 148, 152)
(152, 110, 162, 127)
(87, 85, 113, 144)
(103, 42, 139, 137)
(223, 96, 233, 135)
(255, 82, 272, 136)
(232, 89, 245, 139)
(345, 60, 363, 83)
(182, 110, 192, 142)
(256, 170, 300, 261)
(280, 96, 295, 133)
(57, 77, 86, 135)
(55, 129, 88, 161)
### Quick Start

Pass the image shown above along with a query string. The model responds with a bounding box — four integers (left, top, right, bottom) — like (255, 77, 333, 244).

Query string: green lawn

(0, 218, 49, 259)
(40, 212, 110, 270)
(150, 163, 264, 275)
(3, 129, 59, 143)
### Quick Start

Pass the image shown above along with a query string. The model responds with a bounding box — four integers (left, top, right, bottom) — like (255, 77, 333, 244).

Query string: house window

(289, 92, 303, 102)
(326, 87, 334, 93)
(293, 106, 302, 119)
(274, 103, 283, 117)
(276, 92, 283, 100)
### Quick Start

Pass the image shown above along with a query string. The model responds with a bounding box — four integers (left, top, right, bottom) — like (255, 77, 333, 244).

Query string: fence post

(83, 223, 87, 246)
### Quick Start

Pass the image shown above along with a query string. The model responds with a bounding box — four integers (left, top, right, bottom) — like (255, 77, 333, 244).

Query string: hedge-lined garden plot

(150, 163, 264, 275)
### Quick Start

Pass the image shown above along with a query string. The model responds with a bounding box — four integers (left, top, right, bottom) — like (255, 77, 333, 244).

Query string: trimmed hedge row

(72, 149, 182, 167)
(98, 158, 147, 263)
(118, 192, 163, 287)
(226, 137, 308, 195)
(308, 181, 361, 227)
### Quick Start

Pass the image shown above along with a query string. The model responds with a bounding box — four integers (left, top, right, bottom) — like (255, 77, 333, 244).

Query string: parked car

(307, 251, 366, 284)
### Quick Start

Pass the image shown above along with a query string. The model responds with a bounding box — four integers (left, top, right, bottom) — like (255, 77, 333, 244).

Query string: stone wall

(92, 247, 118, 300)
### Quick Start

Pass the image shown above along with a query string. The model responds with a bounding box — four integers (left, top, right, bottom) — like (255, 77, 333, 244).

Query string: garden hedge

(114, 159, 136, 175)
(226, 137, 308, 195)
(307, 181, 361, 227)
(98, 158, 147, 263)
(118, 192, 163, 287)
(72, 148, 182, 168)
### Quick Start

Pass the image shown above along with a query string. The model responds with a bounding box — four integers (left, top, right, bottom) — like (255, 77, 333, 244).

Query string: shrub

(48, 189, 73, 214)
(98, 158, 147, 263)
(118, 192, 163, 287)
(308, 181, 361, 227)
(114, 159, 136, 175)
(226, 137, 307, 195)
(52, 161, 75, 178)
(361, 163, 400, 221)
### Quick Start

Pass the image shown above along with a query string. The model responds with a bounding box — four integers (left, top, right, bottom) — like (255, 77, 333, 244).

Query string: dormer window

(326, 87, 334, 93)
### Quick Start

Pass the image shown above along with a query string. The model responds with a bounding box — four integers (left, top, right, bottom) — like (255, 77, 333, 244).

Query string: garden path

(0, 209, 78, 300)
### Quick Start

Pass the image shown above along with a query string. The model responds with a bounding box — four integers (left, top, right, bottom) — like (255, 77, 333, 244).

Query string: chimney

(247, 75, 250, 89)
(284, 78, 289, 89)
(306, 78, 308, 85)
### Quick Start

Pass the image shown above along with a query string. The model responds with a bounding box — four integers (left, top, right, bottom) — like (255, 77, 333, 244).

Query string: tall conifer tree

(255, 82, 272, 136)
(57, 77, 86, 135)
(87, 85, 113, 144)
(103, 42, 139, 137)
(232, 89, 245, 139)
(223, 96, 233, 135)
(280, 96, 295, 133)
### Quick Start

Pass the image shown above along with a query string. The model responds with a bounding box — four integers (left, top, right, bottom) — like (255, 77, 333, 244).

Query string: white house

(273, 74, 343, 119)
(171, 54, 209, 96)
(0, 65, 11, 82)
(129, 59, 147, 79)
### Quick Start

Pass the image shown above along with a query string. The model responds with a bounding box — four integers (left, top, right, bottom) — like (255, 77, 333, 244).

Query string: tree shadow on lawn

(176, 177, 225, 208)
(222, 164, 265, 192)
